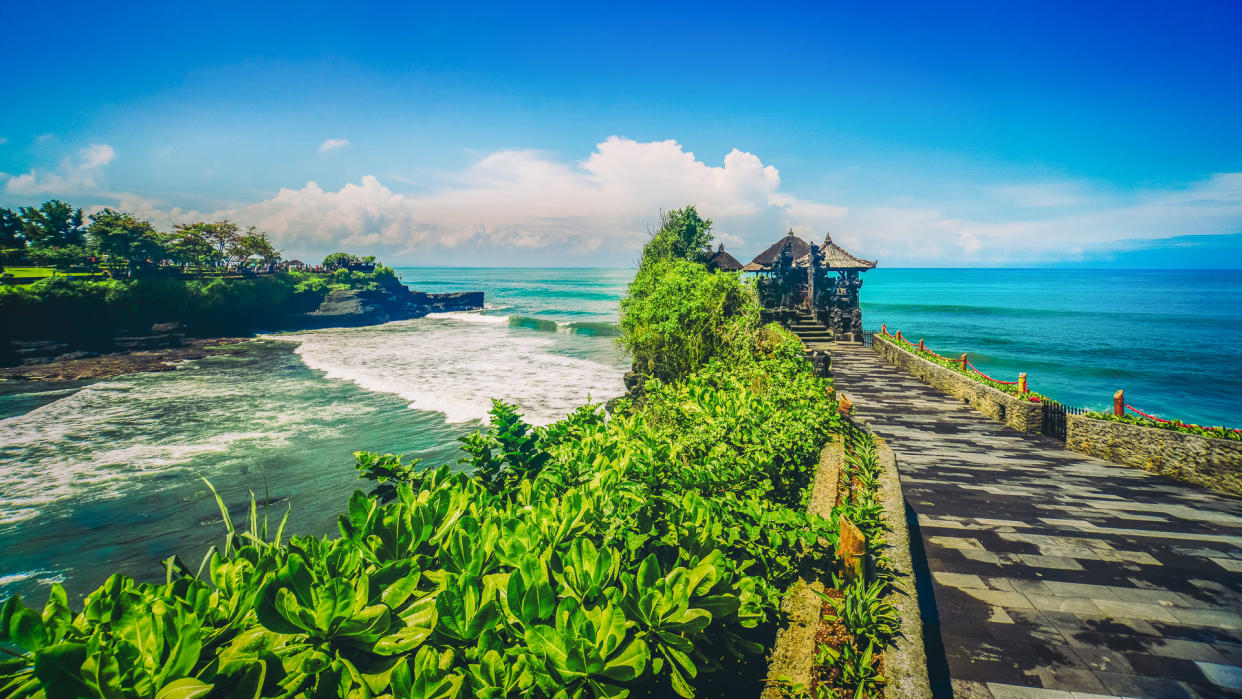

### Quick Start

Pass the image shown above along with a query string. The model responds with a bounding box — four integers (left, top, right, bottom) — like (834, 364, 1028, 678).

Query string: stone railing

(1067, 415, 1242, 495)
(872, 335, 1041, 434)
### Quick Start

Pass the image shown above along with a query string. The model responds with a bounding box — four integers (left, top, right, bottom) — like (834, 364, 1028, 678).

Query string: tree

(227, 228, 280, 266)
(163, 228, 217, 269)
(88, 209, 167, 276)
(638, 206, 714, 268)
(20, 200, 85, 248)
(322, 252, 357, 269)
(0, 208, 22, 249)
(176, 221, 240, 264)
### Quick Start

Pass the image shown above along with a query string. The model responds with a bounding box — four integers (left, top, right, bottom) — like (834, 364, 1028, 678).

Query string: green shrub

(639, 206, 713, 267)
(620, 258, 760, 381)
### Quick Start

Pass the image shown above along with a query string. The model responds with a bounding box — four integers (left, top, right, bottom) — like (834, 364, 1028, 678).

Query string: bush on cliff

(638, 206, 714, 267)
(620, 257, 759, 381)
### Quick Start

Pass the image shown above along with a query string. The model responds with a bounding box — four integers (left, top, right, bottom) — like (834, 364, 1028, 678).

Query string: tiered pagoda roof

(817, 232, 877, 270)
(744, 230, 813, 271)
(705, 244, 743, 272)
(743, 230, 876, 271)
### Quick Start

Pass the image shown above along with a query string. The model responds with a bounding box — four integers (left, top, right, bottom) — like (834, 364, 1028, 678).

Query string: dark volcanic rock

(0, 338, 252, 381)
(0, 283, 485, 380)
(295, 286, 484, 329)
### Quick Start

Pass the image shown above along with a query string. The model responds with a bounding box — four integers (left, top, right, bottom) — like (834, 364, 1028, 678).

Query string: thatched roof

(705, 244, 743, 271)
(819, 232, 877, 270)
(749, 230, 813, 268)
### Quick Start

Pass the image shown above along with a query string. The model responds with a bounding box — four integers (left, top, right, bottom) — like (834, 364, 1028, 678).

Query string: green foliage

(322, 252, 357, 269)
(0, 261, 399, 342)
(0, 313, 844, 698)
(229, 229, 281, 266)
(639, 206, 713, 268)
(813, 640, 884, 699)
(19, 200, 85, 248)
(824, 580, 897, 647)
(620, 258, 760, 380)
(0, 207, 22, 248)
(1084, 411, 1242, 442)
(88, 209, 166, 273)
(812, 430, 898, 699)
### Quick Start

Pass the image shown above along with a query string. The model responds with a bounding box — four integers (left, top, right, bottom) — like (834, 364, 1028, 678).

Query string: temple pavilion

(704, 243, 743, 272)
(746, 230, 876, 341)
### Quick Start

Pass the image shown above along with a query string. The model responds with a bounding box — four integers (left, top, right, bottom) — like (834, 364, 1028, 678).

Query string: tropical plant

(620, 257, 759, 381)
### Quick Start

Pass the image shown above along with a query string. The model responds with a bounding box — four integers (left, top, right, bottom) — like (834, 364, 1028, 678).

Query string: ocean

(0, 267, 1238, 603)
(861, 269, 1242, 426)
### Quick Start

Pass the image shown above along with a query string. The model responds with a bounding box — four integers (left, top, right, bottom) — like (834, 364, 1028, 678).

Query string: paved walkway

(826, 342, 1242, 699)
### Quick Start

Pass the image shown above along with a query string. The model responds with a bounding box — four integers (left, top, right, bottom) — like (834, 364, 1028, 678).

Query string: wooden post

(895, 330, 902, 342)
(918, 339, 925, 351)
(1018, 372, 1028, 395)
(1114, 390, 1124, 417)
(960, 353, 968, 370)
(881, 323, 887, 335)
(838, 515, 867, 583)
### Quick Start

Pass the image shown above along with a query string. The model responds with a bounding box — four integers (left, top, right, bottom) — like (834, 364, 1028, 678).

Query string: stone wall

(1067, 415, 1242, 495)
(872, 336, 1042, 434)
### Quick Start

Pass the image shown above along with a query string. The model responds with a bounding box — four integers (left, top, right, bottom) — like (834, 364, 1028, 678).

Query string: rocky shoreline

(0, 337, 256, 382)
(1, 287, 485, 382)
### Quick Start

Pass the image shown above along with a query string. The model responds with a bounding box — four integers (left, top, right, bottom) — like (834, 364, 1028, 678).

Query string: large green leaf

(154, 677, 214, 699)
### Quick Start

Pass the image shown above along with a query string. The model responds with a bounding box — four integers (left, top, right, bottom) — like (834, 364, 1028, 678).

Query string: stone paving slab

(824, 342, 1242, 699)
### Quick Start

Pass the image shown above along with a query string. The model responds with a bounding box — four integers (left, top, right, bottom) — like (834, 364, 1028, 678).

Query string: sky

(1, 1, 1240, 267)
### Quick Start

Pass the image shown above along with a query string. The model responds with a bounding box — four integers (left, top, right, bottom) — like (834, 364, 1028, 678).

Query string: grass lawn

(1, 266, 105, 283)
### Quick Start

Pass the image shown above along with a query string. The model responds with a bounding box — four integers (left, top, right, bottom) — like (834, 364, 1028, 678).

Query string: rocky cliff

(1, 284, 485, 374)
(296, 287, 485, 328)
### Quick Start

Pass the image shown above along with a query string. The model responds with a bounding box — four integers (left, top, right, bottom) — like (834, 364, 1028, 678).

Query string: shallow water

(0, 269, 630, 603)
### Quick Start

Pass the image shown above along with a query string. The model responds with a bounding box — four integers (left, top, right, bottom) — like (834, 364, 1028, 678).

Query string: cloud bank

(3, 136, 1240, 266)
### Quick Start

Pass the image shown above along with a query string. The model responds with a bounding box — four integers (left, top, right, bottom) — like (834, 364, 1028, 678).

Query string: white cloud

(957, 232, 982, 255)
(2, 136, 1240, 266)
(318, 138, 350, 154)
(3, 144, 115, 196)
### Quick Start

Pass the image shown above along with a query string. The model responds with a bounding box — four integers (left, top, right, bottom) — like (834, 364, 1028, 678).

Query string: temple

(745, 230, 876, 342)
(704, 243, 743, 272)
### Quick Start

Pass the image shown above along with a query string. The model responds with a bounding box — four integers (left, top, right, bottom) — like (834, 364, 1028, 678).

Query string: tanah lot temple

(714, 230, 877, 342)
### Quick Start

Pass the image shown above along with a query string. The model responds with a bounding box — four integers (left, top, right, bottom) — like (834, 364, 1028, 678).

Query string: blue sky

(1, 1, 1240, 266)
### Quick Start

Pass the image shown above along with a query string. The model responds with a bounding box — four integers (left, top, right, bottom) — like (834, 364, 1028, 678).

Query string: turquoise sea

(0, 267, 1239, 604)
(861, 269, 1242, 426)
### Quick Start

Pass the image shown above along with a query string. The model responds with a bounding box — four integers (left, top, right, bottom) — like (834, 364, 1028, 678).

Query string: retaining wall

(761, 424, 930, 699)
(872, 336, 1041, 434)
(1067, 415, 1242, 495)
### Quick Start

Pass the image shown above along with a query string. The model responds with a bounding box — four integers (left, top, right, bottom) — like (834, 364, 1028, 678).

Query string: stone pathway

(826, 341, 1242, 699)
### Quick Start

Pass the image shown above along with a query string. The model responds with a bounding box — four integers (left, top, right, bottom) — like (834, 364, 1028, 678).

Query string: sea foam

(274, 314, 625, 426)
